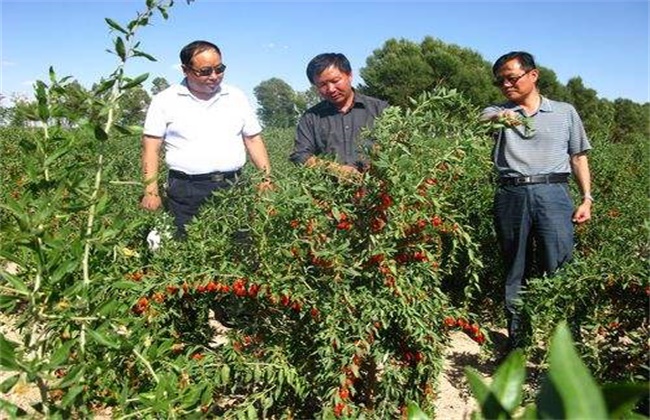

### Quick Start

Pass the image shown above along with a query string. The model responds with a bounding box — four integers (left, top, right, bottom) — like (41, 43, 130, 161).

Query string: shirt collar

(505, 95, 553, 114)
(538, 96, 553, 112)
(177, 78, 227, 98)
(322, 90, 369, 113)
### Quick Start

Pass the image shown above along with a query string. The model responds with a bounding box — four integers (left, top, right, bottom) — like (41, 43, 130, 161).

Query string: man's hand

(140, 192, 162, 211)
(256, 179, 275, 193)
(496, 110, 524, 127)
(335, 164, 362, 180)
(572, 200, 592, 224)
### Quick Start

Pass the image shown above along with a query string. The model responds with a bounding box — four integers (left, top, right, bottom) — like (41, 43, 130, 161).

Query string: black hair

(306, 53, 352, 85)
(179, 40, 222, 66)
(492, 51, 537, 76)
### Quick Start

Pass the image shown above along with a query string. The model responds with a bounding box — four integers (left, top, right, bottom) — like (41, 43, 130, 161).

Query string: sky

(1, 0, 649, 110)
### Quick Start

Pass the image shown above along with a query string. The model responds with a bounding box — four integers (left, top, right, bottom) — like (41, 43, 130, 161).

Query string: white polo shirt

(143, 81, 262, 174)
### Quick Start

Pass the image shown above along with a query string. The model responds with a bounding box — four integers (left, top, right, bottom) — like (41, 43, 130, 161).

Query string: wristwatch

(583, 193, 594, 202)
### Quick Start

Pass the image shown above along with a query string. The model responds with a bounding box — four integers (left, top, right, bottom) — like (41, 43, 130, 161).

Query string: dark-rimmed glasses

(187, 63, 227, 77)
(493, 69, 533, 87)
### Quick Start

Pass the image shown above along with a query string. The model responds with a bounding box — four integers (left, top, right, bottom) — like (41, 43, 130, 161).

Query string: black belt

(169, 169, 241, 182)
(499, 173, 569, 186)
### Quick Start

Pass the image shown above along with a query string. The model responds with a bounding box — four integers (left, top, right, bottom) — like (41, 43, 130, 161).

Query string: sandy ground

(433, 329, 507, 419)
(1, 312, 505, 419)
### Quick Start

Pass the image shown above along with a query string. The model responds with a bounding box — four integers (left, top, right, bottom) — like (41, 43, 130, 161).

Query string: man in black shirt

(290, 53, 388, 179)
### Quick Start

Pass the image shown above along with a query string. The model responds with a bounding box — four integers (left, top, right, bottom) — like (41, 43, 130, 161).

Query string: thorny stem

(133, 349, 160, 384)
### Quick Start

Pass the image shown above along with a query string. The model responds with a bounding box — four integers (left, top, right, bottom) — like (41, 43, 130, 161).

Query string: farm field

(1, 90, 648, 417)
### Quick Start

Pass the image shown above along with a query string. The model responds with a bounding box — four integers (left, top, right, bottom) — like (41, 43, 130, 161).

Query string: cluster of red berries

(443, 316, 486, 345)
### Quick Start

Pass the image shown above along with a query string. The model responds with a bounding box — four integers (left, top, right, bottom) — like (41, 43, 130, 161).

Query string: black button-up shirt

(290, 92, 389, 167)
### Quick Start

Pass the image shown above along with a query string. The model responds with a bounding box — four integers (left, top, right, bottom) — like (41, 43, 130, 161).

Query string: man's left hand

(257, 179, 274, 192)
(572, 201, 592, 224)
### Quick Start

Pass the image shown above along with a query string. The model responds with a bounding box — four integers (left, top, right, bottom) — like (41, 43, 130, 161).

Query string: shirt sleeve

(480, 104, 504, 121)
(234, 89, 262, 137)
(143, 94, 167, 138)
(567, 105, 592, 155)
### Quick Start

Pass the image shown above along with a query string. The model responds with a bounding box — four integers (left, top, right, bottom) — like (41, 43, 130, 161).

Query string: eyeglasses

(187, 63, 227, 77)
(493, 69, 533, 87)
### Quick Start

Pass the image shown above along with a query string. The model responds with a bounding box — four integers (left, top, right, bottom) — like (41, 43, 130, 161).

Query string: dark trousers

(166, 171, 239, 238)
(493, 183, 574, 346)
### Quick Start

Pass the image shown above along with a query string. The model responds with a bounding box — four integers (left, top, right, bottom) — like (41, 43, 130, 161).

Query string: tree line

(2, 36, 647, 145)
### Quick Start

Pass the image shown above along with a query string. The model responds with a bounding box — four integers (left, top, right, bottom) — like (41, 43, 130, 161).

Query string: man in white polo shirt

(140, 40, 271, 237)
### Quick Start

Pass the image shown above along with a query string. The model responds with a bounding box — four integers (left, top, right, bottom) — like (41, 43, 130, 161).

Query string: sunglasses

(493, 69, 533, 87)
(187, 63, 227, 77)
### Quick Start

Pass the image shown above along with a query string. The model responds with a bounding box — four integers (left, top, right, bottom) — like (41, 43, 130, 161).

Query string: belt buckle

(514, 176, 529, 186)
(210, 173, 225, 182)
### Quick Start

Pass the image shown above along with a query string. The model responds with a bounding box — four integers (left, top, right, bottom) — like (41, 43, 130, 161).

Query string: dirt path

(433, 329, 506, 419)
(1, 314, 503, 419)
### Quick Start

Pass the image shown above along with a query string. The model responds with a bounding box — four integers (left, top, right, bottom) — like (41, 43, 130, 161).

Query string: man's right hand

(335, 164, 363, 182)
(496, 110, 523, 127)
(140, 193, 162, 211)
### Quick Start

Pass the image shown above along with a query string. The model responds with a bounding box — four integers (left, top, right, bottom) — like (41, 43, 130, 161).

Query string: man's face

(313, 65, 354, 110)
(494, 58, 538, 102)
(183, 49, 225, 97)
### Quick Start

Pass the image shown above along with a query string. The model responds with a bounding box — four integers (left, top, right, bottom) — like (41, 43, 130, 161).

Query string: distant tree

(566, 77, 614, 143)
(360, 38, 434, 107)
(360, 37, 500, 108)
(118, 85, 151, 126)
(611, 98, 649, 144)
(57, 80, 93, 126)
(537, 66, 569, 102)
(295, 86, 320, 115)
(420, 36, 499, 106)
(254, 77, 300, 128)
(151, 76, 170, 95)
(0, 94, 10, 126)
(10, 94, 38, 127)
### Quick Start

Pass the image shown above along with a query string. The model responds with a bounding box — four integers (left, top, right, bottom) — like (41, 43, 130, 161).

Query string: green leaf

(0, 295, 23, 311)
(60, 384, 84, 407)
(95, 299, 120, 316)
(57, 364, 84, 389)
(48, 66, 57, 83)
(47, 340, 75, 368)
(132, 50, 157, 62)
(158, 6, 169, 20)
(50, 259, 78, 283)
(94, 125, 108, 141)
(0, 399, 26, 417)
(115, 36, 126, 61)
(406, 401, 430, 419)
(43, 145, 72, 167)
(0, 334, 20, 371)
(95, 79, 116, 95)
(86, 328, 120, 349)
(221, 364, 230, 385)
(0, 270, 29, 296)
(490, 349, 526, 411)
(539, 321, 608, 419)
(0, 374, 20, 393)
(465, 367, 508, 419)
(113, 124, 134, 136)
(35, 81, 50, 121)
(121, 73, 149, 90)
(246, 403, 257, 419)
(602, 382, 650, 418)
(105, 18, 129, 35)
